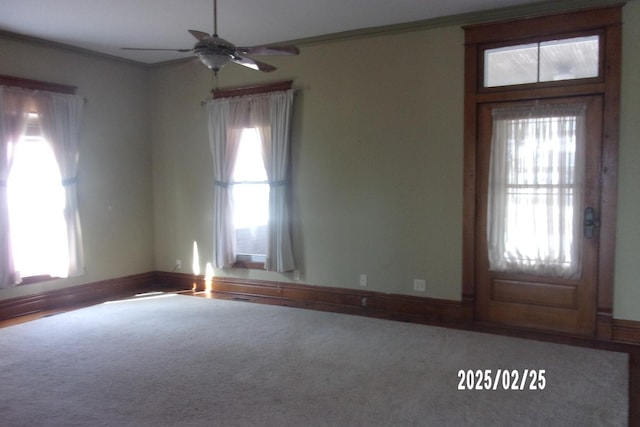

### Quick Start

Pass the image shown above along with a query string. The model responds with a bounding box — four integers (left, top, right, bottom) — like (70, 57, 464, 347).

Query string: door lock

(584, 207, 600, 239)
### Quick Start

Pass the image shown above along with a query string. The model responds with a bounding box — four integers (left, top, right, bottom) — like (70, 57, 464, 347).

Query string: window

(207, 83, 296, 272)
(483, 35, 600, 87)
(7, 113, 69, 280)
(231, 128, 269, 264)
(1, 77, 84, 288)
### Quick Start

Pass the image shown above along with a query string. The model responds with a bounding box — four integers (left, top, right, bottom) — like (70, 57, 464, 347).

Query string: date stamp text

(457, 369, 546, 391)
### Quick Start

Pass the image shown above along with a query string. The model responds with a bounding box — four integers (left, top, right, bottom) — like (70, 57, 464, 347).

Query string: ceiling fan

(122, 0, 299, 73)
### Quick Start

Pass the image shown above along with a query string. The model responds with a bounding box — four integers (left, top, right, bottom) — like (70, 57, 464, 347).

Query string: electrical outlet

(359, 274, 368, 287)
(293, 270, 301, 281)
(175, 259, 182, 271)
(413, 279, 426, 292)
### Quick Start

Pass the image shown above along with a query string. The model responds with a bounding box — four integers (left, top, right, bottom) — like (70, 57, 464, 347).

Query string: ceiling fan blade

(237, 45, 299, 56)
(122, 47, 193, 52)
(231, 55, 276, 72)
(188, 30, 211, 41)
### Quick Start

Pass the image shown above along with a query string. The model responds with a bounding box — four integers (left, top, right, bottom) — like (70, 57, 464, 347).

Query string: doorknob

(584, 207, 600, 239)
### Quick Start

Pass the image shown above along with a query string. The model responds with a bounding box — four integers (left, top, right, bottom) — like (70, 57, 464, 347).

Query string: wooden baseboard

(0, 272, 155, 321)
(612, 319, 640, 344)
(153, 272, 640, 346)
(153, 271, 473, 324)
(597, 311, 613, 341)
(2, 270, 638, 346)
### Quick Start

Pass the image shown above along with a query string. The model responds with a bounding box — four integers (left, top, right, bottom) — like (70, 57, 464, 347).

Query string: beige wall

(1, 1, 639, 322)
(614, 1, 640, 321)
(150, 25, 465, 301)
(0, 36, 155, 300)
(151, 2, 640, 321)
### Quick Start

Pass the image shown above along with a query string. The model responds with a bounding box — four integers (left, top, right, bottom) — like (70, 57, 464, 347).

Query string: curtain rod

(0, 74, 76, 95)
(212, 80, 293, 99)
(201, 80, 295, 106)
(1, 75, 88, 103)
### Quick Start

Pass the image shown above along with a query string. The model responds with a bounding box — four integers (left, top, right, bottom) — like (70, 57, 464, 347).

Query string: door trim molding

(462, 5, 622, 338)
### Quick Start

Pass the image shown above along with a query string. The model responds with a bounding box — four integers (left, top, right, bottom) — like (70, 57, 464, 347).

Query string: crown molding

(0, 29, 149, 68)
(291, 0, 627, 47)
(0, 0, 630, 68)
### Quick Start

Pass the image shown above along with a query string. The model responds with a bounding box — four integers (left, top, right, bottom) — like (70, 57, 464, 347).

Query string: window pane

(484, 43, 538, 87)
(539, 35, 599, 82)
(232, 128, 267, 182)
(232, 184, 269, 255)
(7, 137, 69, 278)
(232, 183, 269, 228)
(231, 128, 269, 257)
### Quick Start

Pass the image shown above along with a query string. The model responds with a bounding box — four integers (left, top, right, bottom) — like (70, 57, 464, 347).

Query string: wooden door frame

(462, 5, 622, 340)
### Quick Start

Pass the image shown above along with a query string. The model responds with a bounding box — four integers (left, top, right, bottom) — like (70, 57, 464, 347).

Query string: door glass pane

(487, 104, 586, 278)
(539, 36, 599, 82)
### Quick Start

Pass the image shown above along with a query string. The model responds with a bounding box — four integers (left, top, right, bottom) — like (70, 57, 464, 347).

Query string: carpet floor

(0, 293, 628, 426)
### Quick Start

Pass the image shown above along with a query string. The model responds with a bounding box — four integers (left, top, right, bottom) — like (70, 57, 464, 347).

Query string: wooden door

(475, 96, 603, 336)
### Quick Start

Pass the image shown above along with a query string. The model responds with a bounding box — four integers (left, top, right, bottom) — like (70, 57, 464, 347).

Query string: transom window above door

(483, 34, 601, 87)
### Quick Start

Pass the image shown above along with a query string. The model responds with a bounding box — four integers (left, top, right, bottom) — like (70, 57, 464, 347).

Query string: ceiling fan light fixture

(197, 52, 231, 71)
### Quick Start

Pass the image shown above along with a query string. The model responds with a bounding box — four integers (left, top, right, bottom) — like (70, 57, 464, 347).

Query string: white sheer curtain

(257, 90, 295, 272)
(0, 86, 84, 287)
(207, 99, 242, 269)
(207, 90, 295, 272)
(35, 92, 85, 277)
(487, 103, 586, 278)
(0, 87, 30, 287)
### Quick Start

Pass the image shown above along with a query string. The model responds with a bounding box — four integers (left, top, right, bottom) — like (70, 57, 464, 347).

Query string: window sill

(19, 275, 59, 285)
(232, 260, 265, 270)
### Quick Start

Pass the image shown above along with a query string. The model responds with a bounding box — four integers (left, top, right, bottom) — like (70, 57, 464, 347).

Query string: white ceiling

(0, 0, 559, 64)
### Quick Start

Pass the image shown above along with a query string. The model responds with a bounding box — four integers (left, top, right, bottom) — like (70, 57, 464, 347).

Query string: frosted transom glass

(484, 35, 599, 87)
(485, 43, 539, 87)
(539, 36, 599, 81)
